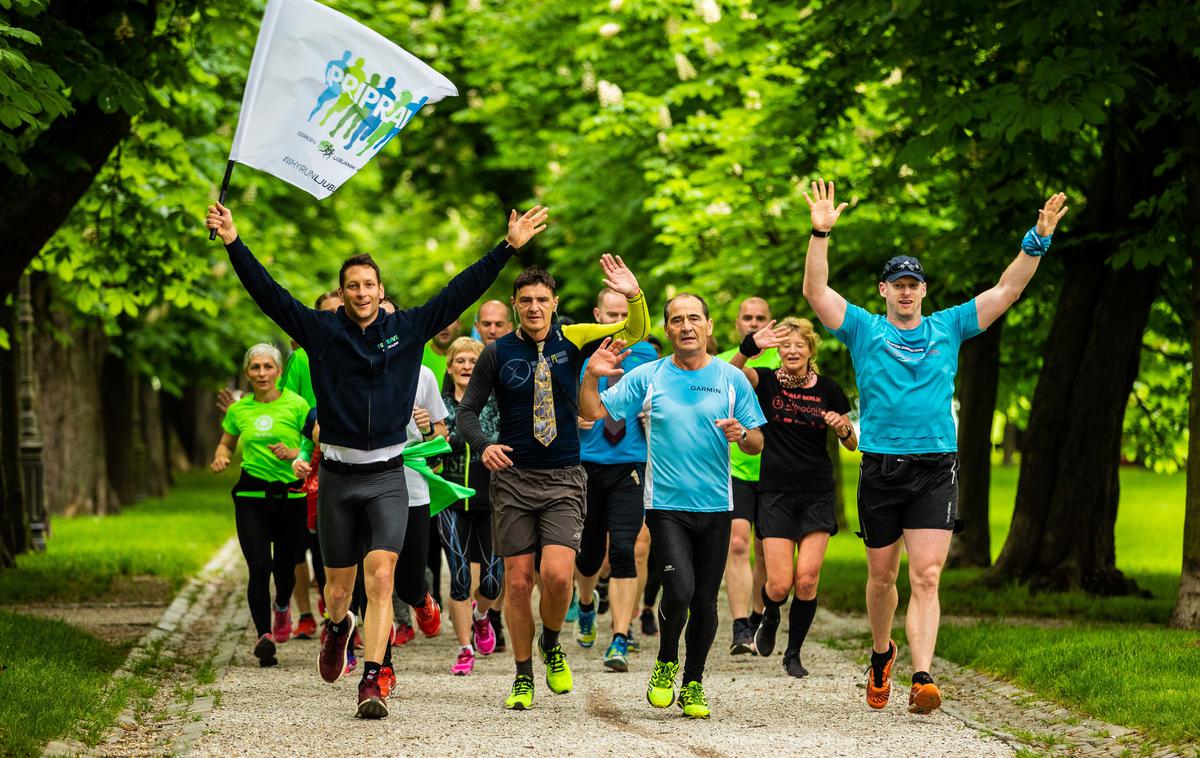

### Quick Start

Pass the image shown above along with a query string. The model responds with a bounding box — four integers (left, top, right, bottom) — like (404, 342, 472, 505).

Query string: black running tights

(234, 495, 306, 637)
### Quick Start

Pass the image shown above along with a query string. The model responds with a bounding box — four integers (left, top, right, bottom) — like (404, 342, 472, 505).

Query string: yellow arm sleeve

(562, 291, 651, 348)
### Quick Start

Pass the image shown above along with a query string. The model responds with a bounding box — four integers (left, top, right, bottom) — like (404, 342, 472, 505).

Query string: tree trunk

(987, 106, 1172, 594)
(34, 286, 119, 516)
(102, 355, 144, 506)
(0, 303, 28, 567)
(1001, 419, 1019, 466)
(948, 316, 1004, 568)
(1170, 116, 1200, 629)
(142, 379, 171, 497)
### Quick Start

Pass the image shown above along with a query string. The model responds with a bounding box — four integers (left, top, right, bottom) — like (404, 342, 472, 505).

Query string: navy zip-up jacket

(225, 236, 516, 451)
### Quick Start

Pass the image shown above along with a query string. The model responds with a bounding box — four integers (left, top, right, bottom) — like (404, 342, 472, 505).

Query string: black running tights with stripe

(646, 509, 732, 685)
(234, 495, 307, 637)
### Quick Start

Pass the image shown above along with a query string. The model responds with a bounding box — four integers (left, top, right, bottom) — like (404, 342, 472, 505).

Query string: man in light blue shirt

(580, 293, 766, 719)
(802, 178, 1069, 716)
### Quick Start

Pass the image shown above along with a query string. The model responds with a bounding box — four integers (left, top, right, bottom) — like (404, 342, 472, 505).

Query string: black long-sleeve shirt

(225, 236, 516, 450)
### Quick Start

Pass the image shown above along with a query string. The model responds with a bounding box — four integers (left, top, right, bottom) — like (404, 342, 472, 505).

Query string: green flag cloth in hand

(403, 437, 475, 516)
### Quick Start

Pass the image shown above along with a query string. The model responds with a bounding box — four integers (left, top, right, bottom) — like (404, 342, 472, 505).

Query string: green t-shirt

(423, 342, 448, 392)
(279, 348, 317, 408)
(716, 346, 780, 482)
(221, 389, 311, 487)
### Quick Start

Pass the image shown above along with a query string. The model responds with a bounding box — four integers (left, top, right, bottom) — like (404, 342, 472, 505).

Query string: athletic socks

(748, 610, 763, 629)
(613, 632, 628, 643)
(787, 596, 818, 651)
(382, 642, 392, 668)
(760, 586, 786, 619)
(362, 661, 381, 680)
(460, 644, 474, 655)
(578, 599, 594, 613)
(912, 671, 934, 686)
(327, 615, 351, 636)
(473, 606, 488, 622)
(515, 658, 534, 678)
(870, 646, 893, 687)
(540, 627, 561, 650)
(273, 601, 289, 613)
(488, 607, 503, 625)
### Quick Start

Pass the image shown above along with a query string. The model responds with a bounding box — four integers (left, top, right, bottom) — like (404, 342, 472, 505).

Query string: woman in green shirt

(211, 343, 310, 667)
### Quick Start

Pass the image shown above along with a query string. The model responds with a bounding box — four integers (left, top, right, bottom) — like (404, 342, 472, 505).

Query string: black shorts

(856, 452, 959, 548)
(577, 461, 645, 578)
(730, 477, 761, 523)
(317, 466, 409, 568)
(756, 490, 838, 540)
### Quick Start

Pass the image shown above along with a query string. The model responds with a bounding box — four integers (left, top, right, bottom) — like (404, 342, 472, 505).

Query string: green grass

(0, 610, 153, 756)
(937, 623, 1200, 744)
(819, 456, 1184, 623)
(0, 470, 237, 604)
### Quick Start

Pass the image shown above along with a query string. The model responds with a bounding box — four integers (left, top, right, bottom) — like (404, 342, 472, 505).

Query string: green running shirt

(221, 389, 311, 486)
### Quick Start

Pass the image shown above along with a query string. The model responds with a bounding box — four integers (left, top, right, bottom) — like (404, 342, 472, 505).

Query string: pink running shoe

(272, 606, 292, 644)
(451, 647, 475, 676)
(473, 614, 497, 656)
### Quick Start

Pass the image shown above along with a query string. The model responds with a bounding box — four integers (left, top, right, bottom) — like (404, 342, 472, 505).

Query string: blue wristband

(1021, 226, 1052, 257)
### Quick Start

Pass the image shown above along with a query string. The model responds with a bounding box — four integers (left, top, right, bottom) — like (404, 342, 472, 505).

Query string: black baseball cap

(881, 255, 925, 283)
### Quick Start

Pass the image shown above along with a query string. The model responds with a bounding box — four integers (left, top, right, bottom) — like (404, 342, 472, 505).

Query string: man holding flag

(206, 202, 548, 718)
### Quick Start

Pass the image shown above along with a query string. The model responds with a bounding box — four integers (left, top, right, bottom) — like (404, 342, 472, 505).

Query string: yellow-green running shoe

(646, 660, 679, 708)
(504, 674, 535, 710)
(539, 641, 574, 694)
(678, 681, 711, 718)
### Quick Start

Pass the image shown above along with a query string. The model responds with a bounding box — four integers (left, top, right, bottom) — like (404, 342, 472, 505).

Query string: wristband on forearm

(739, 333, 760, 358)
(1021, 226, 1052, 257)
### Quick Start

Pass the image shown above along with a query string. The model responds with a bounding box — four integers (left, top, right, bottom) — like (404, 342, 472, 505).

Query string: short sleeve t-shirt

(404, 365, 449, 507)
(601, 357, 766, 512)
(221, 389, 310, 483)
(280, 347, 317, 408)
(829, 300, 982, 454)
(579, 341, 658, 466)
(715, 347, 779, 482)
(754, 370, 850, 493)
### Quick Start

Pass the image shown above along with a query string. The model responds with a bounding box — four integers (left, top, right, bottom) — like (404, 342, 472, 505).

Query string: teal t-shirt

(829, 300, 982, 454)
(715, 347, 779, 481)
(601, 357, 766, 512)
(280, 348, 317, 408)
(221, 389, 311, 486)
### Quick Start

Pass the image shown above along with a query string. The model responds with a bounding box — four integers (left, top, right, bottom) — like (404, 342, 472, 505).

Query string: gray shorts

(490, 465, 587, 557)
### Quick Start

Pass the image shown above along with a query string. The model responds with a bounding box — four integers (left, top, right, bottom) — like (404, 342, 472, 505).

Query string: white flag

(227, 0, 458, 199)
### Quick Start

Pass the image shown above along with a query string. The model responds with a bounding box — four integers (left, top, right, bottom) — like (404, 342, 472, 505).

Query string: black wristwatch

(811, 228, 831, 238)
(838, 428, 851, 440)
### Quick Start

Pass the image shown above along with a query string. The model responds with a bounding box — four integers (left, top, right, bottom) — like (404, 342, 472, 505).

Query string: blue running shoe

(575, 590, 598, 648)
(604, 635, 629, 672)
(565, 588, 580, 624)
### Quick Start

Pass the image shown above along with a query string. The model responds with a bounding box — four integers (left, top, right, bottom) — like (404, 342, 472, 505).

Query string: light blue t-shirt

(580, 341, 658, 466)
(601, 357, 766, 512)
(829, 300, 983, 454)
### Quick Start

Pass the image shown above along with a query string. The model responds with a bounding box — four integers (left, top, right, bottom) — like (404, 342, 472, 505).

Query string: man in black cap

(800, 178, 1068, 716)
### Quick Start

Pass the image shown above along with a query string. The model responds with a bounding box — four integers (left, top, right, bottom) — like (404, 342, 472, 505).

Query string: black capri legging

(439, 504, 503, 602)
(232, 472, 307, 638)
(646, 509, 732, 685)
(577, 462, 645, 579)
(394, 505, 432, 607)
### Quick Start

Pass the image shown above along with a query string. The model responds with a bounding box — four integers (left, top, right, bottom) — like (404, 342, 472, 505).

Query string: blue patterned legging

(438, 505, 503, 602)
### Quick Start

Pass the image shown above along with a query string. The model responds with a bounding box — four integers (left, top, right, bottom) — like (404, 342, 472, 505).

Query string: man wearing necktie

(573, 288, 659, 672)
(457, 255, 650, 711)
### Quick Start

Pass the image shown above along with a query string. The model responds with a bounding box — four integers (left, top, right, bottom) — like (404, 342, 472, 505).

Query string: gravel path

(189, 588, 1012, 757)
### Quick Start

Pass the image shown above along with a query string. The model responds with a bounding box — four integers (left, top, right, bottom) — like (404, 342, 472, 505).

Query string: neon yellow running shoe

(504, 674, 535, 710)
(539, 641, 574, 694)
(646, 659, 679, 708)
(678, 681, 711, 718)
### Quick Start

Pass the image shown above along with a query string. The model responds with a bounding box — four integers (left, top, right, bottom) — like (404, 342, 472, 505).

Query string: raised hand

(1035, 192, 1069, 236)
(803, 178, 849, 232)
(205, 202, 238, 244)
(585, 337, 630, 378)
(600, 253, 641, 299)
(505, 205, 550, 249)
(752, 319, 792, 351)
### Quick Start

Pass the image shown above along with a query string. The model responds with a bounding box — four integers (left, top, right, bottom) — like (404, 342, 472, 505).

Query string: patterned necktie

(533, 341, 557, 447)
(603, 374, 626, 444)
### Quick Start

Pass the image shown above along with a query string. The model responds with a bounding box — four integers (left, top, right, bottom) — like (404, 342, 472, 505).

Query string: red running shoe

(356, 670, 388, 719)
(394, 622, 415, 646)
(272, 606, 292, 644)
(414, 594, 442, 637)
(352, 628, 363, 651)
(294, 614, 318, 640)
(317, 611, 356, 683)
(378, 666, 396, 698)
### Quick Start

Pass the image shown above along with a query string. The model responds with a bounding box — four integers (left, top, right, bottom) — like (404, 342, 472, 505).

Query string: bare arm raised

(728, 320, 790, 388)
(801, 179, 850, 330)
(579, 338, 629, 421)
(975, 193, 1068, 330)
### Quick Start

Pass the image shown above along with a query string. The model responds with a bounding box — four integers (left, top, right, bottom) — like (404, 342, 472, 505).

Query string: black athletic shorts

(730, 477, 760, 524)
(756, 490, 838, 540)
(317, 466, 409, 568)
(856, 452, 959, 548)
(577, 461, 645, 579)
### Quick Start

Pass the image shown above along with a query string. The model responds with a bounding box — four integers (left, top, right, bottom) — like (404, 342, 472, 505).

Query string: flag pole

(209, 160, 236, 241)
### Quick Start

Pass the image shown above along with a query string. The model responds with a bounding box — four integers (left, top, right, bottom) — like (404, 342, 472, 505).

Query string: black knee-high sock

(760, 586, 786, 620)
(787, 596, 818, 651)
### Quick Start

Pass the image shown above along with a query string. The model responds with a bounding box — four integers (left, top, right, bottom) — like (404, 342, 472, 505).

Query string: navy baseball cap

(881, 255, 925, 283)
